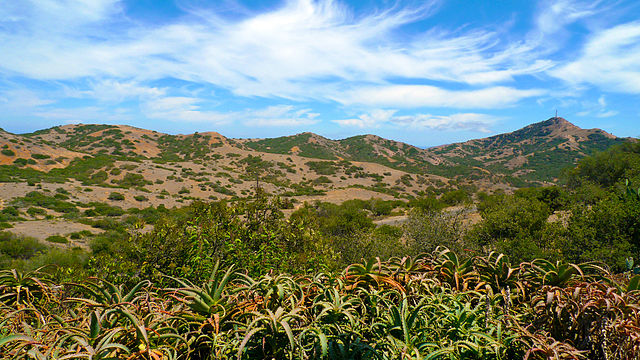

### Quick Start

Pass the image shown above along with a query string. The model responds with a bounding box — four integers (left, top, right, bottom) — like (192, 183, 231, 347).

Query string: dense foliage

(3, 249, 640, 359)
(3, 136, 640, 358)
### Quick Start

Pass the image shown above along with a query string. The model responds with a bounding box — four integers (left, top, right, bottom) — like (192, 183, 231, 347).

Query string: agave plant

(237, 271, 305, 313)
(168, 261, 236, 319)
(385, 294, 428, 358)
(62, 310, 132, 359)
(521, 259, 586, 288)
(433, 248, 478, 292)
(312, 287, 359, 328)
(529, 281, 640, 358)
(387, 254, 433, 285)
(68, 278, 151, 308)
(237, 306, 304, 360)
(344, 257, 404, 292)
(0, 268, 52, 307)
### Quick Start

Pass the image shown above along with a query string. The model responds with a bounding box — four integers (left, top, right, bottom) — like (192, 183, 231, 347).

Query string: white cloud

(142, 97, 319, 127)
(337, 85, 545, 109)
(598, 95, 607, 107)
(333, 109, 397, 128)
(141, 96, 231, 124)
(33, 106, 133, 123)
(551, 21, 640, 93)
(575, 95, 619, 118)
(334, 110, 496, 132)
(244, 105, 320, 127)
(391, 113, 496, 132)
(1, 0, 633, 132)
(0, 89, 55, 109)
(0, 0, 550, 105)
(597, 110, 618, 118)
(87, 80, 165, 102)
(535, 0, 602, 36)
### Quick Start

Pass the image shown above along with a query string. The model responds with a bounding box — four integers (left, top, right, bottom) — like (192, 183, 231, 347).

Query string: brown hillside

(0, 129, 85, 171)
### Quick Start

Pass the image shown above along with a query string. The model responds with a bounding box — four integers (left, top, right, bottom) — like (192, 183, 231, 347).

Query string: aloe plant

(3, 252, 640, 359)
(433, 248, 478, 291)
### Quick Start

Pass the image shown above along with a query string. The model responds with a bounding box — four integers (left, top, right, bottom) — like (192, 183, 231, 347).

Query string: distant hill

(423, 117, 626, 187)
(0, 128, 86, 171)
(0, 117, 630, 210)
(241, 117, 626, 187)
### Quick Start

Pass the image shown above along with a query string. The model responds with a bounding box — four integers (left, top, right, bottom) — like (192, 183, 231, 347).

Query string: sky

(1, 0, 640, 147)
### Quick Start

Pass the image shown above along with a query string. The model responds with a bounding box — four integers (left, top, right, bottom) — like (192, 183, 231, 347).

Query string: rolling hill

(0, 117, 630, 243)
(0, 117, 629, 209)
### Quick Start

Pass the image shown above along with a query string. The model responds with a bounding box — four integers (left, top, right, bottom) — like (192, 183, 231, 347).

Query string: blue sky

(1, 0, 640, 147)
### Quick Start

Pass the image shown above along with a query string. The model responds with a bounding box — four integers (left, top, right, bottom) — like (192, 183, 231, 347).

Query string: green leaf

(628, 274, 640, 292)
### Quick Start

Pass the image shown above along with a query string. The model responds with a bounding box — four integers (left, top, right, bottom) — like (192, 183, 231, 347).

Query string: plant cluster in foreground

(1, 248, 640, 359)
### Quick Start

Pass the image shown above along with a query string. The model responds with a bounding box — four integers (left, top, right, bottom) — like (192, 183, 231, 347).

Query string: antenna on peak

(555, 109, 558, 118)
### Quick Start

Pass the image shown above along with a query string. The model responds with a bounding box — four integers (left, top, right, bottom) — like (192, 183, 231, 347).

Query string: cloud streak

(334, 110, 497, 132)
(0, 0, 550, 105)
(338, 85, 545, 109)
(551, 21, 640, 94)
(0, 0, 636, 139)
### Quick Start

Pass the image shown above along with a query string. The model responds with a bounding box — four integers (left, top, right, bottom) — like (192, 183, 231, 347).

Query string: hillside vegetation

(2, 119, 640, 358)
(1, 118, 625, 199)
(3, 138, 640, 358)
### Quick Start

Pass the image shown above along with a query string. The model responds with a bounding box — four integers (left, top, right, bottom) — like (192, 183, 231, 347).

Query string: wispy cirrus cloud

(142, 97, 319, 127)
(576, 95, 619, 118)
(333, 109, 398, 128)
(334, 110, 497, 132)
(0, 0, 549, 105)
(551, 21, 640, 94)
(337, 85, 545, 109)
(0, 0, 637, 140)
(244, 105, 320, 127)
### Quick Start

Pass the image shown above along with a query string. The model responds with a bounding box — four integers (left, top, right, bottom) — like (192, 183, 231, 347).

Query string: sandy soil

(9, 220, 104, 249)
(374, 215, 409, 226)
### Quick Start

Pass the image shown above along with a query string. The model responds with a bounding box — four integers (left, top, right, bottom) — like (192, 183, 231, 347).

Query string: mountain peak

(540, 116, 578, 129)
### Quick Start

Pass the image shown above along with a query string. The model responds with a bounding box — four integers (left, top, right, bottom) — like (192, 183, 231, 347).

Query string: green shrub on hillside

(566, 141, 640, 188)
(46, 235, 68, 244)
(117, 172, 151, 188)
(107, 192, 125, 201)
(12, 192, 78, 214)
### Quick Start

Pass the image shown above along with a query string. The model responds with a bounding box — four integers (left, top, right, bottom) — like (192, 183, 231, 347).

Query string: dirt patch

(9, 220, 104, 249)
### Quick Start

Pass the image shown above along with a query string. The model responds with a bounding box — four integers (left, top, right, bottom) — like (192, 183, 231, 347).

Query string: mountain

(423, 117, 625, 186)
(0, 117, 630, 210)
(240, 117, 625, 187)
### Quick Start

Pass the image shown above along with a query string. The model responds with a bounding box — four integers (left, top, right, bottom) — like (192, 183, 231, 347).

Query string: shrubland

(2, 141, 640, 358)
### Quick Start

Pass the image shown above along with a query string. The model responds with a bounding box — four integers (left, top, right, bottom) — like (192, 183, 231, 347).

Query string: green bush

(306, 161, 338, 175)
(26, 207, 47, 217)
(31, 154, 50, 159)
(13, 158, 28, 166)
(55, 187, 70, 195)
(134, 195, 148, 202)
(108, 192, 125, 201)
(46, 235, 68, 244)
(1, 149, 15, 156)
(117, 172, 151, 188)
(0, 232, 46, 260)
(14, 191, 78, 214)
(467, 195, 555, 263)
(311, 176, 332, 185)
(440, 189, 471, 206)
(84, 202, 125, 217)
